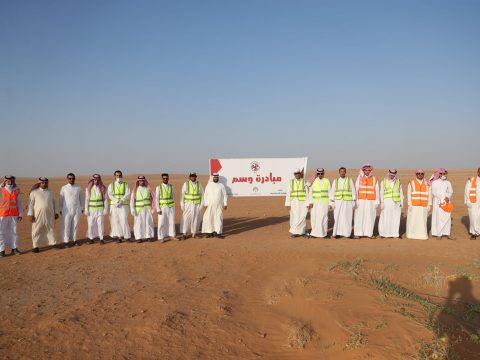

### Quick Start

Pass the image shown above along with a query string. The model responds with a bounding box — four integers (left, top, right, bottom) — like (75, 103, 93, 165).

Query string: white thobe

(28, 188, 57, 247)
(308, 178, 330, 238)
(202, 182, 228, 234)
(329, 177, 356, 237)
(156, 183, 176, 240)
(131, 186, 154, 240)
(406, 179, 431, 240)
(354, 177, 379, 237)
(431, 179, 453, 237)
(180, 181, 204, 236)
(59, 184, 83, 242)
(0, 186, 22, 252)
(378, 180, 404, 238)
(285, 178, 308, 235)
(85, 186, 108, 240)
(107, 181, 131, 239)
(465, 177, 480, 236)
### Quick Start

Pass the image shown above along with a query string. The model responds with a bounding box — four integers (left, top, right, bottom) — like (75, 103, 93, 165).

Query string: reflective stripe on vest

(383, 179, 401, 202)
(135, 187, 152, 212)
(334, 178, 353, 201)
(290, 179, 306, 201)
(410, 179, 428, 207)
(358, 176, 377, 200)
(0, 187, 20, 217)
(312, 178, 329, 204)
(184, 181, 201, 204)
(110, 182, 128, 205)
(158, 184, 174, 208)
(469, 177, 477, 203)
(88, 187, 104, 212)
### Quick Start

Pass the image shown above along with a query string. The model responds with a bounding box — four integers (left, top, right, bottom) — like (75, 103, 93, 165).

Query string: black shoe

(470, 234, 477, 240)
(56, 243, 65, 249)
(216, 234, 225, 239)
(100, 239, 105, 245)
(0, 250, 5, 257)
(11, 248, 20, 256)
(149, 238, 156, 242)
(74, 241, 80, 247)
(89, 239, 95, 244)
(206, 233, 213, 238)
(398, 235, 402, 239)
(334, 235, 340, 239)
(117, 238, 123, 243)
(137, 239, 143, 243)
(67, 241, 75, 248)
(32, 247, 40, 253)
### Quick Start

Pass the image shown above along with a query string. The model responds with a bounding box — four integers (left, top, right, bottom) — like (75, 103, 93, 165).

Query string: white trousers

(87, 212, 104, 240)
(133, 209, 154, 240)
(0, 217, 18, 251)
(157, 206, 176, 239)
(61, 210, 81, 242)
(110, 205, 131, 239)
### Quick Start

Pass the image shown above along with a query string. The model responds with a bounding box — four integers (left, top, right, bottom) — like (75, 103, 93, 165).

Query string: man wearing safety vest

(379, 169, 404, 238)
(0, 175, 22, 257)
(156, 173, 176, 242)
(353, 164, 379, 239)
(286, 168, 308, 238)
(406, 169, 431, 240)
(85, 174, 108, 244)
(465, 167, 480, 240)
(329, 167, 356, 238)
(107, 170, 131, 243)
(307, 168, 330, 238)
(180, 172, 204, 240)
(130, 175, 155, 242)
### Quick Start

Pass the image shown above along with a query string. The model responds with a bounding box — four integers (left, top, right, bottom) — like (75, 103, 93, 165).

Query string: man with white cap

(286, 168, 308, 237)
(180, 172, 204, 240)
(28, 177, 58, 253)
(353, 164, 379, 239)
(59, 173, 84, 247)
(406, 169, 431, 240)
(156, 173, 176, 241)
(329, 167, 356, 238)
(202, 173, 228, 239)
(379, 169, 404, 238)
(465, 168, 480, 240)
(0, 175, 22, 256)
(107, 170, 131, 243)
(307, 168, 330, 238)
(85, 174, 108, 244)
(130, 175, 155, 242)
(429, 168, 453, 239)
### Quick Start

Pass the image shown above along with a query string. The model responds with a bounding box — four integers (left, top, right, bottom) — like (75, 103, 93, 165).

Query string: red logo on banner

(250, 161, 260, 173)
(210, 159, 222, 174)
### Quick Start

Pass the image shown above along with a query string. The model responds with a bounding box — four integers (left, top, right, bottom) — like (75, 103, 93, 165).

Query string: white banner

(209, 157, 308, 196)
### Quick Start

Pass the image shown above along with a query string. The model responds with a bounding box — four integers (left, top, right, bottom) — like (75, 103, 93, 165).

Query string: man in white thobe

(180, 172, 204, 240)
(406, 169, 431, 240)
(85, 174, 108, 244)
(130, 175, 155, 242)
(156, 173, 176, 241)
(202, 173, 228, 239)
(379, 169, 404, 238)
(0, 175, 22, 257)
(353, 164, 379, 239)
(28, 177, 58, 253)
(107, 170, 131, 243)
(59, 173, 83, 247)
(286, 169, 308, 237)
(330, 167, 356, 238)
(464, 167, 480, 240)
(430, 168, 453, 239)
(307, 168, 330, 238)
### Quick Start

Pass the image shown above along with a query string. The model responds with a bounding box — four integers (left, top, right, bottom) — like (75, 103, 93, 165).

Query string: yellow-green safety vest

(312, 178, 330, 204)
(334, 178, 353, 201)
(88, 187, 104, 212)
(110, 182, 128, 205)
(158, 184, 174, 208)
(290, 178, 306, 201)
(184, 181, 201, 204)
(135, 187, 152, 212)
(383, 179, 401, 202)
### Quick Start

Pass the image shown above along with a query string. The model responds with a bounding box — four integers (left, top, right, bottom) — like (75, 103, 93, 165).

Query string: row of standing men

(0, 171, 228, 256)
(286, 166, 480, 240)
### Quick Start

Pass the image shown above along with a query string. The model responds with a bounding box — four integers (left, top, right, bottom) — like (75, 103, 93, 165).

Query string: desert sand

(0, 169, 479, 359)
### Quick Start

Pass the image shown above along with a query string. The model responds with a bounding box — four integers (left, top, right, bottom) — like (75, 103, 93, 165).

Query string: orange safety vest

(410, 179, 429, 207)
(469, 177, 477, 203)
(0, 187, 20, 217)
(358, 176, 377, 200)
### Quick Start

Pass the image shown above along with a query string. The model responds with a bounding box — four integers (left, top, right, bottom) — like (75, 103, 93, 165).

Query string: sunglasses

(416, 173, 424, 175)
(67, 177, 75, 180)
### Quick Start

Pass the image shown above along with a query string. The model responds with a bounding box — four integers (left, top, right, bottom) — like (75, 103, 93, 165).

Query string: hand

(16, 216, 22, 222)
(30, 216, 35, 223)
(286, 206, 291, 211)
(55, 214, 59, 220)
(308, 204, 313, 210)
(445, 197, 450, 203)
(224, 206, 227, 210)
(116, 202, 122, 208)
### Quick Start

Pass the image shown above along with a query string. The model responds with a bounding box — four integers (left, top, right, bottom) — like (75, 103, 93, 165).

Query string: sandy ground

(1, 170, 479, 359)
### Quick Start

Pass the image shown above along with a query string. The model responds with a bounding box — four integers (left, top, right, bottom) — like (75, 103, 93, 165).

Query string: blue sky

(1, 0, 479, 176)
